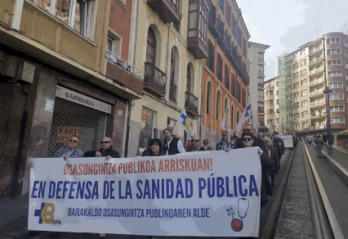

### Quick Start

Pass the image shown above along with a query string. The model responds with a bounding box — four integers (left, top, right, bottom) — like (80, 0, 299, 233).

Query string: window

(327, 38, 341, 44)
(294, 113, 299, 120)
(231, 105, 234, 129)
(330, 106, 344, 112)
(226, 3, 231, 27)
(169, 47, 179, 103)
(300, 59, 307, 67)
(232, 16, 237, 38)
(188, 0, 209, 49)
(237, 26, 242, 47)
(218, 0, 224, 13)
(258, 65, 264, 76)
(301, 90, 307, 97)
(258, 103, 264, 113)
(328, 60, 342, 66)
(331, 117, 345, 124)
(242, 89, 246, 107)
(300, 69, 307, 77)
(206, 82, 212, 114)
(294, 102, 300, 109)
(267, 109, 274, 114)
(302, 122, 309, 129)
(139, 108, 155, 149)
(328, 71, 342, 77)
(327, 48, 341, 55)
(292, 62, 298, 70)
(293, 92, 299, 98)
(292, 72, 299, 79)
(231, 74, 236, 96)
(302, 111, 308, 118)
(258, 91, 264, 101)
(301, 79, 308, 86)
(329, 93, 343, 100)
(224, 64, 230, 90)
(329, 82, 343, 89)
(258, 52, 264, 64)
(216, 91, 221, 120)
(293, 82, 299, 89)
(258, 77, 263, 84)
(186, 63, 194, 93)
(301, 100, 308, 107)
(300, 49, 306, 56)
(30, 0, 96, 38)
(208, 41, 215, 71)
(236, 81, 241, 103)
(107, 31, 121, 57)
(217, 53, 223, 81)
(146, 28, 157, 64)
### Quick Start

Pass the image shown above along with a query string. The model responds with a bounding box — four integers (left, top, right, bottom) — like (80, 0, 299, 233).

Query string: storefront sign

(28, 148, 262, 237)
(56, 86, 111, 114)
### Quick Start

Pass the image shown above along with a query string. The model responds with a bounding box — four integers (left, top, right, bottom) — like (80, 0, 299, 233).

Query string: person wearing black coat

(84, 136, 120, 158)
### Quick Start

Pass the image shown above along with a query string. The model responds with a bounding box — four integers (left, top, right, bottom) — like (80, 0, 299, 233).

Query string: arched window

(186, 63, 194, 93)
(216, 91, 221, 120)
(231, 105, 234, 130)
(237, 111, 240, 125)
(169, 47, 179, 103)
(146, 28, 156, 64)
(224, 98, 228, 114)
(206, 82, 212, 114)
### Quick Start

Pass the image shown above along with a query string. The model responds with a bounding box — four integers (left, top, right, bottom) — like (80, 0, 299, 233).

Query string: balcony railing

(144, 62, 166, 96)
(310, 101, 325, 107)
(106, 51, 142, 78)
(311, 113, 326, 119)
(309, 47, 323, 55)
(309, 66, 324, 76)
(309, 89, 324, 97)
(208, 6, 224, 39)
(309, 57, 323, 66)
(185, 91, 198, 115)
(309, 78, 325, 86)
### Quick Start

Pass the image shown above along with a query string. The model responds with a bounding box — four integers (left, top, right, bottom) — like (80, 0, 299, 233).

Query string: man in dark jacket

(272, 133, 285, 160)
(235, 123, 267, 153)
(84, 136, 120, 158)
(163, 128, 186, 155)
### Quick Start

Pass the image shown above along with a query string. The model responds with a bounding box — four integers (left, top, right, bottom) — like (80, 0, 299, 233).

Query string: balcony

(187, 33, 208, 59)
(311, 112, 326, 119)
(309, 90, 324, 98)
(143, 62, 166, 98)
(309, 78, 325, 87)
(105, 51, 143, 96)
(309, 46, 323, 56)
(147, 0, 180, 23)
(208, 5, 224, 39)
(310, 101, 325, 108)
(185, 91, 199, 116)
(309, 57, 323, 66)
(309, 66, 324, 76)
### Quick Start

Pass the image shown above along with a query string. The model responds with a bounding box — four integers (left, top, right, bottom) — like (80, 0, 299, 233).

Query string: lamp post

(323, 86, 332, 146)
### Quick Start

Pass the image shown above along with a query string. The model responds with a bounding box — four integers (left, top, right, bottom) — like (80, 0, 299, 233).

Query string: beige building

(130, 0, 207, 153)
(270, 32, 348, 135)
(249, 42, 270, 128)
(264, 77, 280, 131)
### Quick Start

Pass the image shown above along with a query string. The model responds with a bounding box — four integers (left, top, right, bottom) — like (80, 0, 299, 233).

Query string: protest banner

(28, 148, 262, 237)
(280, 135, 294, 148)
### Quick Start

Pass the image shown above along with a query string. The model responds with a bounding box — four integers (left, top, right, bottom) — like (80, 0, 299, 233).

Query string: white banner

(28, 148, 262, 237)
(280, 135, 294, 148)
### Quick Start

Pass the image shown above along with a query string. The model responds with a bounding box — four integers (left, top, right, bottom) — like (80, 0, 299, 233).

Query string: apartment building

(249, 42, 270, 128)
(130, 0, 206, 153)
(201, 0, 250, 145)
(264, 77, 280, 131)
(0, 0, 143, 196)
(276, 32, 348, 135)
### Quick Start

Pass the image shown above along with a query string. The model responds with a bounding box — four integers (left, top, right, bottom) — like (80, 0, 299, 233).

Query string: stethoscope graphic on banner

(227, 198, 250, 232)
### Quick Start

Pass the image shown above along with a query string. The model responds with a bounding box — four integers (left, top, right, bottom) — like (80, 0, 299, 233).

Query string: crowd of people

(53, 124, 296, 207)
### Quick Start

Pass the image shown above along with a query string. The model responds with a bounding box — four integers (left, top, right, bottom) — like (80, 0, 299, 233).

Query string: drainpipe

(124, 100, 133, 157)
(199, 59, 204, 138)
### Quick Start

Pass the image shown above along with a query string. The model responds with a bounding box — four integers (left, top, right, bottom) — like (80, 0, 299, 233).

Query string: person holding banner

(188, 134, 204, 152)
(240, 131, 274, 205)
(163, 128, 185, 155)
(53, 135, 84, 159)
(84, 137, 120, 159)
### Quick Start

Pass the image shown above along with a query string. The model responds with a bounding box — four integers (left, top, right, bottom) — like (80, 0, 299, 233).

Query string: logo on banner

(34, 203, 61, 224)
(226, 198, 249, 232)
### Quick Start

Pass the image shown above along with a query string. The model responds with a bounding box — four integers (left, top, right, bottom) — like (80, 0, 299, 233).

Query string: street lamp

(323, 86, 332, 146)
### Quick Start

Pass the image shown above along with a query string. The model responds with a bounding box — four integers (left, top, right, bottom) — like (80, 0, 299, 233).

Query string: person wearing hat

(264, 137, 280, 187)
(216, 130, 235, 150)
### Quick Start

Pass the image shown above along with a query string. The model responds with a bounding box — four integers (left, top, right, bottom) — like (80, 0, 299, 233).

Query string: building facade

(249, 42, 270, 128)
(275, 32, 348, 135)
(264, 77, 280, 132)
(129, 0, 207, 154)
(201, 0, 250, 146)
(0, 0, 143, 197)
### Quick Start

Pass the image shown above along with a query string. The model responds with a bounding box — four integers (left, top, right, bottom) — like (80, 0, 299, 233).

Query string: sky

(237, 0, 348, 80)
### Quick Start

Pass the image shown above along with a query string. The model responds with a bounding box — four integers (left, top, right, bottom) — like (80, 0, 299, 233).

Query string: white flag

(177, 109, 194, 136)
(236, 102, 252, 134)
(220, 104, 230, 130)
